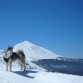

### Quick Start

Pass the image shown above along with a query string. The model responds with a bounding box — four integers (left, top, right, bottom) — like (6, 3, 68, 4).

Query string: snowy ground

(0, 57, 83, 83)
(0, 70, 83, 83)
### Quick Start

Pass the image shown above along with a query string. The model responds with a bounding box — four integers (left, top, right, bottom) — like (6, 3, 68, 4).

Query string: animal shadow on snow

(13, 70, 37, 78)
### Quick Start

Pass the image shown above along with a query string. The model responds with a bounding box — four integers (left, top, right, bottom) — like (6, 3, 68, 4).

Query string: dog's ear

(11, 46, 14, 49)
(7, 45, 11, 49)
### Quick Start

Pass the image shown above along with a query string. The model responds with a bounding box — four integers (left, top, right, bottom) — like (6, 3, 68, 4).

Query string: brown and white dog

(3, 46, 26, 71)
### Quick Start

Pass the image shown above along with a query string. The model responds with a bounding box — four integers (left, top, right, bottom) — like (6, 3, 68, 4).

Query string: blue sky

(0, 0, 83, 58)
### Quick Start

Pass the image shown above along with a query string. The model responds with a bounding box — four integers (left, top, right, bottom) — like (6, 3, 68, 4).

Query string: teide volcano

(13, 41, 58, 60)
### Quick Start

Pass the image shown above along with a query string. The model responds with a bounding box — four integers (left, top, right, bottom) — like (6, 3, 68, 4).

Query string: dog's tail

(16, 50, 25, 57)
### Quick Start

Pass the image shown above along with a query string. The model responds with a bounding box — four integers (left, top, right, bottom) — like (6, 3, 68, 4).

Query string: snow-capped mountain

(13, 41, 58, 60)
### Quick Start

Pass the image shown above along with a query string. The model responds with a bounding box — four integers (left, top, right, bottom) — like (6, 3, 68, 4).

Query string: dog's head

(3, 46, 13, 58)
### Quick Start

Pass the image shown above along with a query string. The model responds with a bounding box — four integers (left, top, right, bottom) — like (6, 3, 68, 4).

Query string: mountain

(13, 41, 58, 60)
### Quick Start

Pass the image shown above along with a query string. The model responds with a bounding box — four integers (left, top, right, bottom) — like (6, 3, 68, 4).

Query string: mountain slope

(13, 41, 58, 60)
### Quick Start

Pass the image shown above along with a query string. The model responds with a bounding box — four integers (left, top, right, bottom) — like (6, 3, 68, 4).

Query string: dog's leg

(20, 64, 23, 70)
(22, 58, 26, 70)
(6, 63, 8, 71)
(18, 60, 23, 70)
(23, 63, 26, 71)
(23, 60, 26, 70)
(22, 56, 26, 70)
(18, 59, 25, 70)
(8, 59, 12, 72)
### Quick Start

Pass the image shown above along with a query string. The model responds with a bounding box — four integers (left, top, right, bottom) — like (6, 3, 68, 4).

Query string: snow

(0, 70, 83, 83)
(13, 41, 58, 60)
(0, 41, 83, 83)
(0, 50, 3, 55)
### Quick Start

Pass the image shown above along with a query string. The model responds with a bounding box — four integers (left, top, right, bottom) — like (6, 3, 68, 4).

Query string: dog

(3, 46, 26, 71)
